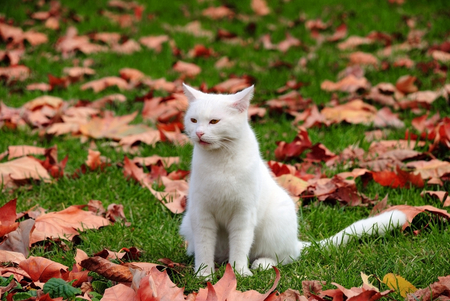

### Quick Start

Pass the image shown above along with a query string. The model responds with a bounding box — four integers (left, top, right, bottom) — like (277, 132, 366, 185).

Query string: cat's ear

(183, 83, 205, 102)
(231, 85, 254, 112)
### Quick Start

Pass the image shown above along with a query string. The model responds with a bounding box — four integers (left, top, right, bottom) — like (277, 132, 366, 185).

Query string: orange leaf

(136, 267, 185, 301)
(19, 256, 68, 282)
(31, 205, 110, 244)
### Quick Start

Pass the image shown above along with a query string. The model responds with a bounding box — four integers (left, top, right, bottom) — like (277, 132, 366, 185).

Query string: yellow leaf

(361, 272, 378, 291)
(382, 273, 417, 297)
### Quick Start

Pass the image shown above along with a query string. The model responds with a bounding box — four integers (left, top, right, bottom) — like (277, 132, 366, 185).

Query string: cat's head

(183, 83, 254, 150)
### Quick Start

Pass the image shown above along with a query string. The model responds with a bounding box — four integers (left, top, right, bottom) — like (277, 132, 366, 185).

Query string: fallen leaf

(172, 61, 201, 77)
(139, 35, 169, 52)
(0, 199, 18, 237)
(0, 219, 35, 257)
(31, 205, 110, 244)
(251, 0, 270, 16)
(196, 264, 280, 301)
(19, 256, 68, 282)
(102, 283, 136, 301)
(395, 75, 418, 94)
(202, 6, 234, 20)
(80, 111, 150, 140)
(382, 204, 450, 230)
(0, 156, 51, 188)
(81, 76, 130, 93)
(321, 75, 370, 93)
(382, 273, 417, 297)
(136, 267, 185, 301)
(80, 256, 132, 282)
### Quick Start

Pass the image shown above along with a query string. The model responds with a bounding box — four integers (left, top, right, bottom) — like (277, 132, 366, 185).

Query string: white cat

(179, 84, 407, 277)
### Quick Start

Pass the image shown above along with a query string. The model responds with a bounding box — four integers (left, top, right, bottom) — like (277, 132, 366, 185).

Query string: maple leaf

(251, 0, 270, 16)
(0, 156, 51, 190)
(102, 284, 136, 301)
(382, 205, 450, 230)
(406, 275, 450, 301)
(81, 76, 130, 93)
(0, 250, 26, 265)
(372, 166, 424, 188)
(30, 205, 110, 244)
(0, 199, 19, 237)
(321, 74, 371, 93)
(19, 256, 68, 282)
(136, 267, 185, 301)
(149, 177, 188, 214)
(202, 6, 235, 20)
(406, 159, 450, 179)
(421, 191, 450, 207)
(274, 127, 312, 161)
(131, 155, 180, 169)
(349, 51, 379, 67)
(80, 111, 150, 140)
(172, 61, 201, 77)
(0, 219, 35, 258)
(196, 264, 280, 301)
(139, 35, 169, 52)
(0, 65, 30, 82)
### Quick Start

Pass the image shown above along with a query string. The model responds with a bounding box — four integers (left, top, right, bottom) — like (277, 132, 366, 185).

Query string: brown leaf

(0, 156, 51, 189)
(251, 0, 270, 16)
(131, 155, 180, 169)
(19, 256, 68, 282)
(119, 129, 161, 147)
(136, 267, 185, 301)
(80, 111, 150, 140)
(420, 191, 449, 205)
(406, 275, 450, 301)
(81, 256, 133, 282)
(321, 75, 370, 93)
(0, 65, 30, 82)
(172, 61, 201, 77)
(196, 264, 281, 301)
(7, 145, 47, 160)
(321, 100, 377, 125)
(383, 205, 450, 230)
(26, 82, 52, 91)
(31, 205, 110, 244)
(0, 219, 35, 257)
(81, 76, 130, 93)
(395, 75, 418, 94)
(349, 51, 379, 67)
(139, 35, 169, 52)
(406, 159, 450, 179)
(0, 199, 18, 237)
(102, 283, 136, 301)
(202, 6, 234, 20)
(0, 250, 26, 265)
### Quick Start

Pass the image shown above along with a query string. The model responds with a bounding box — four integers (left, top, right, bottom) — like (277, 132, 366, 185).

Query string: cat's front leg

(227, 213, 255, 277)
(192, 212, 217, 278)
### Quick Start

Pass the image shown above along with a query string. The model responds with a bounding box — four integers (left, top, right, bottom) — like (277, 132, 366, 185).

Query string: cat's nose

(196, 131, 204, 139)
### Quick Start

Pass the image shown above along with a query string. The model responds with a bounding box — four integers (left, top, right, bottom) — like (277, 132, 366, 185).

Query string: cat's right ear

(183, 83, 204, 102)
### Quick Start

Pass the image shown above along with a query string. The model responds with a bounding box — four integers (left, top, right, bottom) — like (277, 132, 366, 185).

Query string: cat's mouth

(198, 138, 211, 146)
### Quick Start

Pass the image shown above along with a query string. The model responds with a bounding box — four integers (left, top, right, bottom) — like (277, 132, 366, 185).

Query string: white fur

(179, 84, 407, 277)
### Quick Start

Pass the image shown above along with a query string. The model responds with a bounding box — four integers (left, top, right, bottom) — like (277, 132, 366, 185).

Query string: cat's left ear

(231, 85, 254, 112)
(183, 83, 205, 102)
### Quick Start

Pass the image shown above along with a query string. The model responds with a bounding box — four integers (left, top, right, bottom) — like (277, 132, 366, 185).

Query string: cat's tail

(298, 210, 407, 252)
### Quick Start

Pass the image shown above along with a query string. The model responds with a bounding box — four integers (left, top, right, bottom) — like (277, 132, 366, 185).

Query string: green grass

(1, 0, 450, 298)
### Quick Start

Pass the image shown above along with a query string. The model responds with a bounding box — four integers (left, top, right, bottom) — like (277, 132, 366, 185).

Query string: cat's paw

(251, 258, 277, 270)
(235, 266, 253, 277)
(195, 266, 215, 280)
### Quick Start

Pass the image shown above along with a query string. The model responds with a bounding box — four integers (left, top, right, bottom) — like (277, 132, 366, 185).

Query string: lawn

(1, 0, 450, 300)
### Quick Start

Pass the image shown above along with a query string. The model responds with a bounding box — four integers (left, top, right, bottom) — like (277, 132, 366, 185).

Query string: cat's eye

(190, 118, 197, 123)
(209, 119, 220, 124)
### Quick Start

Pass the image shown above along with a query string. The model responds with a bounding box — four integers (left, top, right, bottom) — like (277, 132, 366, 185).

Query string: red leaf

(274, 127, 312, 161)
(0, 199, 18, 237)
